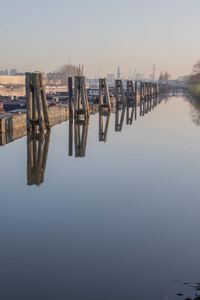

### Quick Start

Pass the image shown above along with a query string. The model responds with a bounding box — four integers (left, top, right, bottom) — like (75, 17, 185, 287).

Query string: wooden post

(26, 72, 49, 131)
(150, 82, 152, 99)
(115, 80, 126, 106)
(33, 74, 45, 130)
(144, 82, 147, 99)
(39, 73, 50, 127)
(26, 73, 32, 131)
(74, 76, 89, 116)
(127, 81, 134, 105)
(140, 82, 143, 100)
(68, 77, 73, 117)
(99, 78, 111, 111)
(135, 81, 138, 102)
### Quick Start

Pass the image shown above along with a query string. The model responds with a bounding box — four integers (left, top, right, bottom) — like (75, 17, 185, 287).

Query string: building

(9, 69, 17, 75)
(135, 73, 144, 81)
(0, 69, 8, 76)
(0, 75, 25, 85)
(107, 74, 115, 86)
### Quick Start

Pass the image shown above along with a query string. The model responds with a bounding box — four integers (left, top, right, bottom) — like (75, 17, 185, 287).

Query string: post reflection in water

(68, 115, 89, 158)
(115, 107, 126, 132)
(68, 117, 73, 156)
(27, 128, 51, 186)
(74, 115, 89, 158)
(126, 102, 137, 125)
(26, 96, 165, 186)
(139, 96, 159, 116)
(99, 111, 111, 142)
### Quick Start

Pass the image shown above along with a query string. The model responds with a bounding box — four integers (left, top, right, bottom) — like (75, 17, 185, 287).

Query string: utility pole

(152, 64, 156, 80)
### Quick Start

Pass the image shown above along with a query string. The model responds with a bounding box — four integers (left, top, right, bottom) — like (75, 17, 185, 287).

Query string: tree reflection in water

(188, 96, 200, 126)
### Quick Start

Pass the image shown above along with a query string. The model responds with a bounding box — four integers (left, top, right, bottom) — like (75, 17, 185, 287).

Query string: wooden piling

(127, 81, 134, 104)
(99, 78, 111, 111)
(68, 77, 73, 117)
(135, 81, 138, 101)
(115, 80, 126, 106)
(26, 72, 49, 131)
(74, 76, 89, 116)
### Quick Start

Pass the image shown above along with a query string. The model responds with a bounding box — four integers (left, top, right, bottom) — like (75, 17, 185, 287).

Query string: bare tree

(164, 71, 171, 80)
(187, 60, 200, 84)
(47, 64, 84, 85)
(159, 71, 171, 81)
(159, 72, 164, 81)
(193, 60, 200, 74)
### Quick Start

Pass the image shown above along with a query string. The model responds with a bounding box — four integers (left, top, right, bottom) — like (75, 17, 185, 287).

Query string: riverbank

(188, 85, 200, 100)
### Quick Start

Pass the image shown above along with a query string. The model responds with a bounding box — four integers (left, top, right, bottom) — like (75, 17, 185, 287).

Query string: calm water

(0, 95, 200, 300)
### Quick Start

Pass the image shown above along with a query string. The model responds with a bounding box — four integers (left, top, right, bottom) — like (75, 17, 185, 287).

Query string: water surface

(0, 95, 200, 300)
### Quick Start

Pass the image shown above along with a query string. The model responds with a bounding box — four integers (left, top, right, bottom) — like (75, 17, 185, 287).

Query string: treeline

(158, 71, 171, 81)
(187, 60, 200, 99)
(187, 60, 200, 85)
(47, 64, 84, 85)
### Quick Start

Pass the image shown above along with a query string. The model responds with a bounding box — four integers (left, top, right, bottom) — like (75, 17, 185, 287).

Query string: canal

(0, 94, 200, 300)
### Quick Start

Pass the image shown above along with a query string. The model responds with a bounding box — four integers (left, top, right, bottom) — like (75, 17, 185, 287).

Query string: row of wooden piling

(25, 72, 161, 132)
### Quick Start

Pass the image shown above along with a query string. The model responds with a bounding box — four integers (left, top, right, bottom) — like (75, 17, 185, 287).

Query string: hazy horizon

(1, 0, 200, 79)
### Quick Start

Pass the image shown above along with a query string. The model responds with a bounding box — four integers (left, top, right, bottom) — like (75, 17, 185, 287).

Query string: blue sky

(0, 0, 200, 78)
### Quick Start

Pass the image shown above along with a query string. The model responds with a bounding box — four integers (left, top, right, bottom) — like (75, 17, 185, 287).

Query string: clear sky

(1, 0, 200, 78)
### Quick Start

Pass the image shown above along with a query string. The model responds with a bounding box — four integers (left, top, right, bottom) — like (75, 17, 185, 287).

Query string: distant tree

(159, 71, 171, 81)
(164, 71, 171, 80)
(47, 64, 84, 85)
(159, 72, 164, 81)
(193, 60, 200, 74)
(187, 60, 200, 85)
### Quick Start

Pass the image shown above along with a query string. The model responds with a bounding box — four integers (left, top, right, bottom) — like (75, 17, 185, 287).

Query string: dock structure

(115, 80, 126, 106)
(0, 75, 170, 150)
(74, 76, 89, 117)
(26, 72, 50, 131)
(99, 78, 111, 111)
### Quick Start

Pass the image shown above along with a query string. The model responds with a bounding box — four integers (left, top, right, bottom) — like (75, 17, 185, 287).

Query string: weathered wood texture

(26, 72, 49, 131)
(115, 80, 126, 106)
(99, 78, 111, 110)
(74, 76, 89, 115)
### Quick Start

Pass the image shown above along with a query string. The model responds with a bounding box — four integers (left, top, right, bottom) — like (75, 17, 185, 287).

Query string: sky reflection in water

(0, 95, 200, 300)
